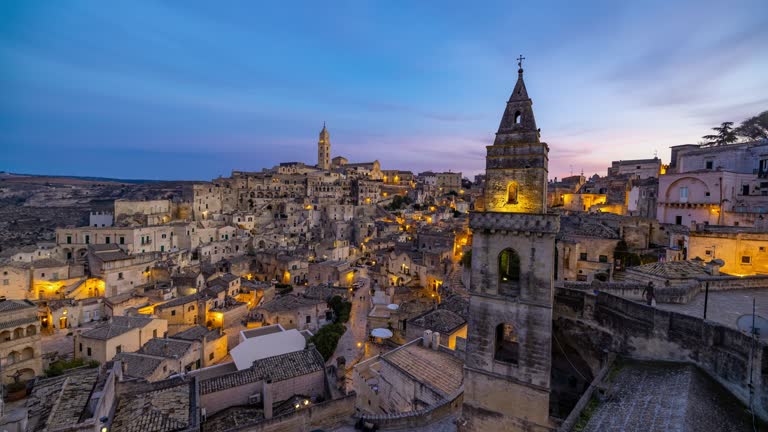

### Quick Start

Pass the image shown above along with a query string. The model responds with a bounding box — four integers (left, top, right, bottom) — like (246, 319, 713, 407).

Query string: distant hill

(0, 171, 200, 185)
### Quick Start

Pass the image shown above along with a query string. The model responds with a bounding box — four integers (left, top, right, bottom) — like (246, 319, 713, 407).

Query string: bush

(275, 283, 293, 294)
(328, 295, 352, 323)
(45, 358, 99, 377)
(310, 322, 347, 360)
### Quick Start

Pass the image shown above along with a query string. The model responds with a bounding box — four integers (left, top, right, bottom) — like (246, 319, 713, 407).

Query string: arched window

(514, 111, 522, 124)
(499, 249, 521, 284)
(507, 182, 518, 205)
(495, 323, 519, 364)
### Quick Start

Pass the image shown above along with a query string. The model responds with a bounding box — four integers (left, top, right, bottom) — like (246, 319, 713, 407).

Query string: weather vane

(517, 54, 526, 69)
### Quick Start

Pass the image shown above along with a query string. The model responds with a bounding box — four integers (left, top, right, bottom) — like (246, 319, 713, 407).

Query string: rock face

(0, 174, 192, 250)
(461, 66, 559, 432)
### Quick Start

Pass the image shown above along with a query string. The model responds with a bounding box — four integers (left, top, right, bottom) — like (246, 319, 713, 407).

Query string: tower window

(514, 111, 521, 124)
(495, 323, 519, 364)
(506, 182, 518, 205)
(499, 248, 521, 289)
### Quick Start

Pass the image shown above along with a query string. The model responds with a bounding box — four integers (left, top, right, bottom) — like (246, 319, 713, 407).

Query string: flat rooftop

(657, 288, 768, 339)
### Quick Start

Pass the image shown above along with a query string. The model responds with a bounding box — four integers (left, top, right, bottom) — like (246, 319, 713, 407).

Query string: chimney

(263, 379, 273, 419)
(432, 332, 440, 350)
(423, 330, 433, 348)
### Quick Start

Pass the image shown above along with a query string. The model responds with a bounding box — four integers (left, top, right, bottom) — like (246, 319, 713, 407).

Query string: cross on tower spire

(517, 54, 525, 73)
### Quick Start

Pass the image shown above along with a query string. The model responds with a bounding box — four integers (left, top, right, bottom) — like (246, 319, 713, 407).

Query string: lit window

(741, 256, 751, 264)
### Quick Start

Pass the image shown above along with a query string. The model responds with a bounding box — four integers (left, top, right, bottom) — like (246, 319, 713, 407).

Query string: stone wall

(225, 393, 356, 432)
(356, 391, 463, 430)
(554, 287, 768, 421)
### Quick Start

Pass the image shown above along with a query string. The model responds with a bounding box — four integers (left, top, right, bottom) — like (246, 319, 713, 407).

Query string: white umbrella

(371, 328, 393, 338)
(386, 304, 399, 311)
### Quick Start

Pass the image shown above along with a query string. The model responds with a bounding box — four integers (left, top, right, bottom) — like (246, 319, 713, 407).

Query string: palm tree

(702, 122, 738, 146)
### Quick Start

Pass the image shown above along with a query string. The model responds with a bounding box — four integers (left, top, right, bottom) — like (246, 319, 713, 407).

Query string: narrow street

(329, 276, 370, 370)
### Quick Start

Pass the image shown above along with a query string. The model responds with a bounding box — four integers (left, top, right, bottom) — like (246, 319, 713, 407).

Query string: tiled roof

(382, 342, 463, 398)
(81, 316, 156, 340)
(156, 294, 199, 309)
(115, 352, 164, 379)
(26, 369, 98, 432)
(409, 309, 466, 334)
(112, 379, 195, 432)
(200, 348, 324, 394)
(43, 373, 100, 430)
(258, 295, 325, 313)
(139, 338, 194, 359)
(627, 260, 711, 279)
(0, 299, 36, 313)
(171, 325, 221, 342)
(0, 316, 38, 330)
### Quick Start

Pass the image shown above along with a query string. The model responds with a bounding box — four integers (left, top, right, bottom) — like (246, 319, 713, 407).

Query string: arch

(21, 347, 34, 361)
(513, 111, 522, 124)
(13, 327, 24, 339)
(494, 323, 519, 364)
(17, 368, 36, 381)
(7, 351, 19, 365)
(0, 330, 10, 342)
(499, 248, 521, 284)
(664, 176, 711, 202)
(506, 181, 518, 205)
(26, 325, 36, 337)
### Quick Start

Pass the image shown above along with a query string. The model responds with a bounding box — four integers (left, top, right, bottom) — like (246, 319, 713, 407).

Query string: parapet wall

(469, 211, 559, 234)
(554, 287, 767, 421)
(354, 390, 463, 431)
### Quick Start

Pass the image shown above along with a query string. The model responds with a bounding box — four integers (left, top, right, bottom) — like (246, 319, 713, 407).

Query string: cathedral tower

(318, 123, 331, 171)
(461, 59, 559, 431)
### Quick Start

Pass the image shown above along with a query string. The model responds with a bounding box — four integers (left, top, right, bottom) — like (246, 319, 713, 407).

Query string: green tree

(735, 110, 768, 141)
(702, 121, 738, 146)
(309, 322, 347, 360)
(328, 295, 352, 323)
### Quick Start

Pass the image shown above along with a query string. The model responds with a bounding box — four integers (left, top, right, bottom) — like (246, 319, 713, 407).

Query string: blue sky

(1, 1, 767, 180)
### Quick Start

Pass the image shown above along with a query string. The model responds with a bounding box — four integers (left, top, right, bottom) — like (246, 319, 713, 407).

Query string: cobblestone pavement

(582, 361, 759, 432)
(656, 288, 768, 338)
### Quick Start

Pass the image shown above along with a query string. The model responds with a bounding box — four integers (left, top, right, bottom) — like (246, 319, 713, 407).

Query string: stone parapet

(469, 211, 559, 234)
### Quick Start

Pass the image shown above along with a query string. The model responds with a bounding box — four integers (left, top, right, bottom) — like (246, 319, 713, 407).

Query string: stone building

(659, 139, 768, 227)
(688, 224, 768, 276)
(0, 299, 42, 384)
(462, 63, 559, 431)
(607, 157, 661, 179)
(74, 315, 168, 364)
(256, 295, 331, 332)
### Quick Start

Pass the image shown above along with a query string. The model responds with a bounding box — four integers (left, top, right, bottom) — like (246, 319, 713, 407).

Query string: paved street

(330, 276, 371, 369)
(657, 288, 768, 338)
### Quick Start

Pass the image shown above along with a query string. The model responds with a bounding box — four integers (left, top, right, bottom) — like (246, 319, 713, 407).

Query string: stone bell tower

(461, 58, 559, 432)
(318, 123, 331, 171)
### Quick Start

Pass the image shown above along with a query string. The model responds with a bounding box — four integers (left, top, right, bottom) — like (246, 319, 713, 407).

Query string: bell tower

(318, 123, 331, 171)
(461, 58, 559, 432)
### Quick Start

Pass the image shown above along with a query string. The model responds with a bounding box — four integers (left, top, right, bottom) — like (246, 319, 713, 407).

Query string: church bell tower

(318, 123, 331, 171)
(461, 58, 559, 431)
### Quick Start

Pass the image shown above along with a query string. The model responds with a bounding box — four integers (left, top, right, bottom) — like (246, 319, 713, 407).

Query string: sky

(1, 1, 767, 181)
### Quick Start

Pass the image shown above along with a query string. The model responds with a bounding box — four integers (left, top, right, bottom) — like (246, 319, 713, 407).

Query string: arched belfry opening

(507, 181, 518, 204)
(498, 248, 521, 296)
(514, 111, 522, 124)
(495, 323, 519, 364)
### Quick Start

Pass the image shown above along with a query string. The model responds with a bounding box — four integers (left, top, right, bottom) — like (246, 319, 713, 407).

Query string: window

(706, 161, 713, 169)
(153, 329, 158, 338)
(679, 187, 688, 202)
(675, 215, 683, 225)
(2, 279, 8, 286)
(119, 236, 125, 245)
(118, 272, 124, 280)
(79, 343, 82, 352)
(306, 316, 311, 324)
(161, 234, 167, 239)
(742, 185, 750, 196)
(705, 250, 712, 256)
(599, 255, 608, 263)
(506, 182, 518, 205)
(742, 256, 751, 264)
(87, 347, 92, 356)
(513, 111, 521, 124)
(579, 252, 588, 261)
(67, 236, 72, 244)
(52, 272, 59, 280)
(105, 236, 110, 244)
(171, 310, 176, 316)
(209, 352, 214, 361)
(760, 247, 766, 252)
(494, 323, 519, 364)
(85, 235, 90, 244)
(115, 345, 122, 354)
(498, 249, 521, 295)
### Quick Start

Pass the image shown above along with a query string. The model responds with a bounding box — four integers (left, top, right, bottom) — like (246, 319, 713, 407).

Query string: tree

(735, 111, 768, 141)
(309, 322, 346, 360)
(702, 122, 738, 146)
(328, 295, 352, 323)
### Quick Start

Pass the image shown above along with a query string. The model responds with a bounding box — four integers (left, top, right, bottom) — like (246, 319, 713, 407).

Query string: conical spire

(319, 122, 329, 142)
(495, 59, 539, 144)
